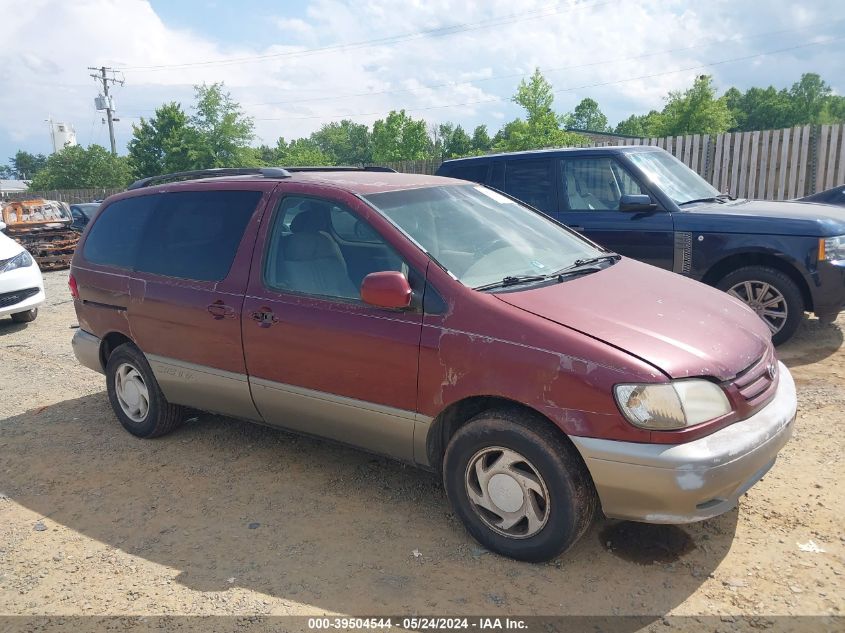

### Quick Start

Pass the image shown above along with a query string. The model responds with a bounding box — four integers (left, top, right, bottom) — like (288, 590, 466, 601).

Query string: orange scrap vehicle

(0, 199, 80, 270)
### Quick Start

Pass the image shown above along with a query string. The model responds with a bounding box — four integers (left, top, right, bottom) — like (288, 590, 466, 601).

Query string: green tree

(273, 137, 332, 166)
(471, 125, 492, 153)
(371, 110, 430, 161)
(789, 73, 832, 125)
(497, 68, 583, 151)
(566, 98, 610, 132)
(310, 120, 371, 164)
(28, 145, 131, 189)
(7, 150, 48, 180)
(614, 110, 664, 137)
(127, 102, 194, 178)
(445, 125, 472, 157)
(658, 75, 733, 136)
(188, 83, 256, 168)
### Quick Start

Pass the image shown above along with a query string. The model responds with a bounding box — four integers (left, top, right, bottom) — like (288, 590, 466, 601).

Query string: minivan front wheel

(106, 343, 184, 438)
(443, 409, 597, 562)
(716, 266, 803, 345)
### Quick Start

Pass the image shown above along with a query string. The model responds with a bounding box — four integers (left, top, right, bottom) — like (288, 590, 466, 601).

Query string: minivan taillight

(68, 273, 79, 299)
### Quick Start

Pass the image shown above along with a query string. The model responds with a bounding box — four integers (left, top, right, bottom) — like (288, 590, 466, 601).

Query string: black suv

(437, 146, 845, 344)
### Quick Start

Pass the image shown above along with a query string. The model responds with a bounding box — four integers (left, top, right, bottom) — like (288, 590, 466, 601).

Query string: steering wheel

(474, 238, 510, 258)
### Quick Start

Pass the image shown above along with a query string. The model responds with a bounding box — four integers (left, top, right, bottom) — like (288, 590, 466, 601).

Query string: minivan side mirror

(360, 271, 412, 309)
(619, 194, 658, 212)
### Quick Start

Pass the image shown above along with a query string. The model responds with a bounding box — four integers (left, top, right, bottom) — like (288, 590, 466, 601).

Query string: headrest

(290, 203, 330, 233)
(285, 231, 342, 262)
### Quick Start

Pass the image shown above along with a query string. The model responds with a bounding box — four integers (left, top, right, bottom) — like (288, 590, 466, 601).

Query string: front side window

(364, 185, 601, 289)
(264, 196, 405, 301)
(134, 190, 262, 281)
(561, 157, 647, 211)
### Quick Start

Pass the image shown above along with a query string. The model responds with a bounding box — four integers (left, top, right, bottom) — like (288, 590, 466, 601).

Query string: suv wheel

(106, 343, 184, 438)
(716, 266, 803, 345)
(10, 308, 38, 323)
(443, 409, 597, 562)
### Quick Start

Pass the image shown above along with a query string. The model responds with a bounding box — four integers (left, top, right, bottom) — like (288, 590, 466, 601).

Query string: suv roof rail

(281, 166, 397, 173)
(127, 167, 292, 190)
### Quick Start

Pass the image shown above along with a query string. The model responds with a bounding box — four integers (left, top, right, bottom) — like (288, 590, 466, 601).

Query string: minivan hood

(495, 258, 770, 381)
(678, 198, 845, 237)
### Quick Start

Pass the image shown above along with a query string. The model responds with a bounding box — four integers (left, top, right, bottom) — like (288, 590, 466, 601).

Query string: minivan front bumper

(571, 361, 796, 523)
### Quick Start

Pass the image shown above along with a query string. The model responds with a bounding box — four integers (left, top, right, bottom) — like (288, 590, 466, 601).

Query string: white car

(0, 220, 45, 323)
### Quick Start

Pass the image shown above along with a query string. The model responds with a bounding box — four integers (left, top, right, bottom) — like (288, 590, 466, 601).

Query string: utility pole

(89, 66, 124, 155)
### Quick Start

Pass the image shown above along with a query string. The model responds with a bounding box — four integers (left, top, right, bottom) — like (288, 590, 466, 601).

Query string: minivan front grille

(730, 347, 778, 407)
(0, 287, 39, 309)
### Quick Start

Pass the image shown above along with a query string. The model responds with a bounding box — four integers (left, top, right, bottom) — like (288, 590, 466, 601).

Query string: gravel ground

(0, 271, 843, 631)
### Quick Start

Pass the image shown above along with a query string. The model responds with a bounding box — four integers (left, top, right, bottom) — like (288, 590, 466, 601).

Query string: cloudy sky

(1, 0, 843, 163)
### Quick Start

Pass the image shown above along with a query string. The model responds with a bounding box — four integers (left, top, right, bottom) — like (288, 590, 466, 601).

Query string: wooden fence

(0, 188, 122, 203)
(383, 124, 845, 201)
(2, 125, 842, 203)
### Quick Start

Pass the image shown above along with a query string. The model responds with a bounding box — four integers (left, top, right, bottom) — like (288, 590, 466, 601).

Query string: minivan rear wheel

(443, 409, 597, 562)
(716, 266, 803, 345)
(106, 343, 184, 438)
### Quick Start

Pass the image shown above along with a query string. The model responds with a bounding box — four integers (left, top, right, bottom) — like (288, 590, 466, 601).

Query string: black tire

(443, 408, 597, 562)
(10, 308, 37, 323)
(716, 266, 804, 345)
(105, 343, 184, 438)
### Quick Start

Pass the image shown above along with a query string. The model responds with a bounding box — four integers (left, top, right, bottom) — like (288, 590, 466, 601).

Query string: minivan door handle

(569, 225, 585, 233)
(207, 301, 236, 320)
(250, 307, 278, 328)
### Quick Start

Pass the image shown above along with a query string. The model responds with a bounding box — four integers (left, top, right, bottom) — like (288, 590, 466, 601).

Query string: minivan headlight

(0, 250, 33, 274)
(820, 235, 845, 262)
(614, 380, 731, 430)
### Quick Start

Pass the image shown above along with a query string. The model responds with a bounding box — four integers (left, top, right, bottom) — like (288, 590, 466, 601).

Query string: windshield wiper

(551, 253, 621, 275)
(474, 275, 547, 291)
(679, 193, 733, 206)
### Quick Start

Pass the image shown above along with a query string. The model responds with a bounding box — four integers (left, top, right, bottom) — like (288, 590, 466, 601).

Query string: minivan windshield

(627, 150, 721, 205)
(363, 185, 603, 289)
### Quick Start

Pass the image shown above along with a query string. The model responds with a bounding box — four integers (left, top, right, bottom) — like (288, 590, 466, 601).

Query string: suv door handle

(569, 225, 585, 232)
(207, 301, 235, 320)
(250, 307, 278, 328)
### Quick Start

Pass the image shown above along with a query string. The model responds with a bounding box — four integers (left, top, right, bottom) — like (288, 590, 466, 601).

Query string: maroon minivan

(70, 167, 797, 561)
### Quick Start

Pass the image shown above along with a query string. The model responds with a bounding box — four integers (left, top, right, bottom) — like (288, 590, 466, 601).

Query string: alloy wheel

(728, 280, 788, 335)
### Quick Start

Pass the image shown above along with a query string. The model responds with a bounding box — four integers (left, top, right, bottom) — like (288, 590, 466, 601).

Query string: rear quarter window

(440, 162, 490, 184)
(82, 196, 155, 269)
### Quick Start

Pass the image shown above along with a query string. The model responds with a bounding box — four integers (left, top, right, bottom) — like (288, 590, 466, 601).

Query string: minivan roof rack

(282, 166, 397, 173)
(127, 165, 397, 190)
(127, 167, 292, 190)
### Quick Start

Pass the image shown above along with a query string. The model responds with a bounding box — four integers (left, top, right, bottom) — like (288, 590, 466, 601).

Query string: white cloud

(0, 0, 843, 159)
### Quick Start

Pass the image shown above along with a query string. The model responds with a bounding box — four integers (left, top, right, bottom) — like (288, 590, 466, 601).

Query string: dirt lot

(1, 270, 843, 630)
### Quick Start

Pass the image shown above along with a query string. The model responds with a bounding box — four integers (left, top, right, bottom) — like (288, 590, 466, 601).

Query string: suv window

(82, 196, 155, 269)
(561, 157, 647, 210)
(264, 196, 406, 301)
(504, 159, 554, 212)
(134, 190, 262, 281)
(442, 162, 489, 184)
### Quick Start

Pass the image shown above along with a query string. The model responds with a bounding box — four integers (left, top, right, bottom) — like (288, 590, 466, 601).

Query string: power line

(114, 0, 616, 71)
(251, 36, 844, 122)
(242, 19, 843, 109)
